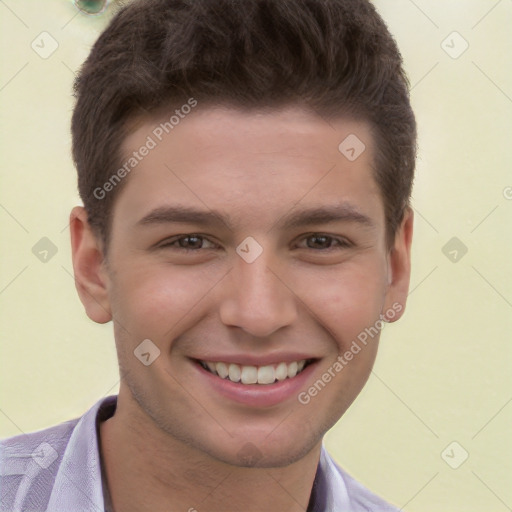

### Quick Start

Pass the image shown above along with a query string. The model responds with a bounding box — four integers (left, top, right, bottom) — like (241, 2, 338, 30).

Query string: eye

(158, 234, 217, 251)
(297, 233, 352, 250)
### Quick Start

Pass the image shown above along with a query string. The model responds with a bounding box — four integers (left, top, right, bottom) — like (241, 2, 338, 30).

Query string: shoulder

(0, 418, 79, 512)
(339, 466, 400, 511)
(322, 448, 400, 512)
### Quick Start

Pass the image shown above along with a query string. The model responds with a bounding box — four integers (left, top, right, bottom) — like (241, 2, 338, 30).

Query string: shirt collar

(312, 442, 351, 511)
(46, 395, 116, 512)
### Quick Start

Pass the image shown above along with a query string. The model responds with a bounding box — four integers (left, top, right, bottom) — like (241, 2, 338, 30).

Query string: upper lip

(192, 353, 318, 366)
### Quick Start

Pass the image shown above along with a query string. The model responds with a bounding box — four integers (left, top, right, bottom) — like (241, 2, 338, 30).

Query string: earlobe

(383, 207, 414, 323)
(70, 206, 112, 324)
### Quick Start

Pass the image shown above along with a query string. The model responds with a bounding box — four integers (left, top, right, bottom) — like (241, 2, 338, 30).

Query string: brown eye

(159, 235, 216, 251)
(307, 235, 333, 249)
(300, 234, 350, 250)
(177, 236, 204, 249)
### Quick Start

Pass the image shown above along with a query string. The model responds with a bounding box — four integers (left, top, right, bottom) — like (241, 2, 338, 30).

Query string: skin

(70, 106, 413, 512)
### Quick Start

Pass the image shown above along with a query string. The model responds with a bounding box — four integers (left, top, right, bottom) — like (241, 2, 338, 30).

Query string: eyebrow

(273, 204, 375, 231)
(136, 203, 376, 232)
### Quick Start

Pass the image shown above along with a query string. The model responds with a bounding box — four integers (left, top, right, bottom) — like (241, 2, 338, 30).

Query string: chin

(199, 424, 324, 469)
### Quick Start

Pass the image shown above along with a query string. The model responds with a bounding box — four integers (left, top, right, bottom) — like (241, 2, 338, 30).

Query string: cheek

(109, 263, 219, 341)
(296, 260, 388, 350)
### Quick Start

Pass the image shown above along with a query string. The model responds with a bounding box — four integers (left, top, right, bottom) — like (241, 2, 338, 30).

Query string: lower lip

(193, 360, 318, 408)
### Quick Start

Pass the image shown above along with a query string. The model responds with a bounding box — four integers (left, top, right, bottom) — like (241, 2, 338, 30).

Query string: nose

(219, 252, 298, 338)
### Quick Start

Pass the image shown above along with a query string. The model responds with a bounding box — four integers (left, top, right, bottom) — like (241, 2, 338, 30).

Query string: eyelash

(157, 233, 352, 252)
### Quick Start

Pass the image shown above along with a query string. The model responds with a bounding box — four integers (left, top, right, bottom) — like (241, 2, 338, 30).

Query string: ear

(382, 207, 414, 322)
(70, 206, 112, 323)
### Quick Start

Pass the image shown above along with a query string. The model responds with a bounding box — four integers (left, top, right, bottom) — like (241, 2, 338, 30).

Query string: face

(72, 106, 412, 468)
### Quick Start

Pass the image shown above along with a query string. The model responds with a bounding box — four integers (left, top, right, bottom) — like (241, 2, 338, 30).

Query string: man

(1, 0, 416, 510)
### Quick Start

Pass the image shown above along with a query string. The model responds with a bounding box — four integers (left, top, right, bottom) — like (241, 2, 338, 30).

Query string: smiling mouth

(197, 359, 315, 385)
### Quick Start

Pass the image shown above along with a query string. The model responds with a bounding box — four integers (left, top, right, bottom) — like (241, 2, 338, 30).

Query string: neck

(99, 393, 321, 512)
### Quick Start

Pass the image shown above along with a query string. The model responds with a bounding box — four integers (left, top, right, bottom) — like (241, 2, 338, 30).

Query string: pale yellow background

(1, 1, 511, 511)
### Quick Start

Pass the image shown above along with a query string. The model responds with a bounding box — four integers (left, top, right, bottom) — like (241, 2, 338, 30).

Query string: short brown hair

(72, 0, 416, 251)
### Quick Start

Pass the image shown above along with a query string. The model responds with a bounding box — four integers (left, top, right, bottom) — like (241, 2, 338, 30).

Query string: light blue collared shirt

(1, 395, 399, 511)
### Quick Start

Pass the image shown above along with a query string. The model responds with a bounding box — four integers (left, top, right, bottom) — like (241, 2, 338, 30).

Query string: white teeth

(228, 363, 241, 383)
(287, 361, 298, 379)
(216, 362, 229, 379)
(257, 365, 275, 385)
(275, 362, 288, 381)
(241, 366, 258, 384)
(201, 359, 309, 385)
(206, 361, 217, 374)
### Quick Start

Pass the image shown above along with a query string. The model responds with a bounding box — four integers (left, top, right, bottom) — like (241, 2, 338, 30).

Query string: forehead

(113, 106, 383, 232)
